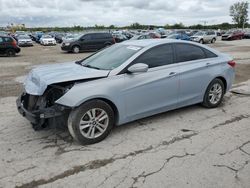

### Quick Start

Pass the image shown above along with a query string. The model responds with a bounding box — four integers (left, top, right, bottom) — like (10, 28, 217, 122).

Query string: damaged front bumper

(16, 93, 70, 129)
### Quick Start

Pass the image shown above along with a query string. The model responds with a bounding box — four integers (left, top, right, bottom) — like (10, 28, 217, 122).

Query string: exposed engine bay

(17, 83, 72, 130)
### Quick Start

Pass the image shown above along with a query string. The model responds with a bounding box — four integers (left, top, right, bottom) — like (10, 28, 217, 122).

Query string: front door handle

(169, 72, 177, 77)
(206, 63, 211, 66)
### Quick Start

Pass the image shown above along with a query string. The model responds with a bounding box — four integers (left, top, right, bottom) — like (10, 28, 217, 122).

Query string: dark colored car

(243, 32, 250, 39)
(222, 31, 244, 40)
(61, 33, 115, 53)
(0, 35, 21, 56)
(55, 33, 65, 43)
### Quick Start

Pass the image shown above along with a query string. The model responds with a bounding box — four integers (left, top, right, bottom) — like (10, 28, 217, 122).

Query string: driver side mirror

(127, 63, 148, 74)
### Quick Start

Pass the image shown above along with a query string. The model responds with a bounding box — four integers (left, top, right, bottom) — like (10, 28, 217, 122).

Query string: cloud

(0, 0, 248, 27)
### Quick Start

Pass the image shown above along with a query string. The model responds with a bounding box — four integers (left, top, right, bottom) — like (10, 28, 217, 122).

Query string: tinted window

(82, 34, 91, 40)
(175, 43, 206, 62)
(133, 44, 174, 68)
(3, 37, 13, 42)
(203, 48, 217, 58)
(91, 33, 111, 39)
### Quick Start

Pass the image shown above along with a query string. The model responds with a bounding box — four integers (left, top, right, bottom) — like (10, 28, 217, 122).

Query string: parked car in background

(112, 33, 128, 43)
(40, 35, 56, 46)
(54, 33, 65, 43)
(61, 32, 115, 53)
(17, 39, 235, 144)
(190, 31, 217, 44)
(17, 35, 33, 47)
(167, 33, 190, 41)
(130, 33, 160, 40)
(0, 35, 21, 56)
(0, 31, 8, 36)
(222, 30, 244, 40)
(244, 31, 250, 39)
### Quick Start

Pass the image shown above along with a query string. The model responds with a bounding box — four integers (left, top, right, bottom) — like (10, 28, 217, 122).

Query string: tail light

(112, 37, 116, 44)
(228, 60, 236, 68)
(12, 39, 17, 47)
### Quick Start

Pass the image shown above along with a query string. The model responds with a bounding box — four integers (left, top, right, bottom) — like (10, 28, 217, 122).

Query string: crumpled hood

(24, 62, 110, 95)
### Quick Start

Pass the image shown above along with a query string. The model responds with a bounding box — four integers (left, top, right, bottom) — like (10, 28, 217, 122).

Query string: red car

(221, 30, 244, 40)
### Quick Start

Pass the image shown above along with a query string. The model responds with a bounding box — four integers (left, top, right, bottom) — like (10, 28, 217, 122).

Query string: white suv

(191, 31, 217, 44)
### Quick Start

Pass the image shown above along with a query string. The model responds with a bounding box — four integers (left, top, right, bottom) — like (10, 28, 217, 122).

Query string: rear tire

(211, 38, 216, 43)
(6, 49, 16, 57)
(202, 78, 225, 108)
(68, 100, 114, 145)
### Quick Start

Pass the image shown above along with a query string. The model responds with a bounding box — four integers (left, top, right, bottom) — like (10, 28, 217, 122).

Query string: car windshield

(167, 34, 178, 39)
(226, 31, 233, 34)
(194, 31, 204, 36)
(42, 35, 52, 38)
(80, 44, 142, 70)
(19, 35, 30, 39)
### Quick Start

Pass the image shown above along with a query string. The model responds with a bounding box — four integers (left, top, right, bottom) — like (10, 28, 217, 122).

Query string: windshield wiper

(75, 60, 82, 65)
(82, 64, 101, 70)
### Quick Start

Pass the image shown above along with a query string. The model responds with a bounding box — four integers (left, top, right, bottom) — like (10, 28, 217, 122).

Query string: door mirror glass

(127, 63, 148, 73)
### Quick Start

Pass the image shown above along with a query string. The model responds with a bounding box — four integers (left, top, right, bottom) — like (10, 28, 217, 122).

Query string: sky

(0, 0, 249, 27)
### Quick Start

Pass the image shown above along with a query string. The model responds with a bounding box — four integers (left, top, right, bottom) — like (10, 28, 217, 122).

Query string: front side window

(175, 43, 206, 63)
(133, 44, 174, 68)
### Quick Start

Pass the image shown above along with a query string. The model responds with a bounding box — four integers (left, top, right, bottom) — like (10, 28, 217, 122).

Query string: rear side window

(175, 43, 206, 63)
(91, 33, 111, 39)
(203, 48, 217, 58)
(133, 44, 174, 68)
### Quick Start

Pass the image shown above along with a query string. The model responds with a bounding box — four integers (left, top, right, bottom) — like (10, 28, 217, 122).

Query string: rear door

(174, 43, 219, 107)
(123, 44, 180, 121)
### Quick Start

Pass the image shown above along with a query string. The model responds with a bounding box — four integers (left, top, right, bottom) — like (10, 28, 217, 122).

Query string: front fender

(55, 75, 126, 125)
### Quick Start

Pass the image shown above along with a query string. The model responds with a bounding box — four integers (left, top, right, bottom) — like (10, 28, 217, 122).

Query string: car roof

(122, 39, 190, 47)
(121, 39, 221, 55)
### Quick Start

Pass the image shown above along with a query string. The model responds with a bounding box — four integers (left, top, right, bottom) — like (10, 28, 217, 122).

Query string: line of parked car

(0, 28, 249, 56)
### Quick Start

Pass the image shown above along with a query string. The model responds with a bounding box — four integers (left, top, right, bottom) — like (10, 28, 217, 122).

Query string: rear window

(175, 43, 207, 62)
(3, 37, 13, 42)
(203, 48, 217, 58)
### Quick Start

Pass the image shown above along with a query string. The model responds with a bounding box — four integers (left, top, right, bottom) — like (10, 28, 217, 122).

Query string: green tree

(230, 1, 249, 29)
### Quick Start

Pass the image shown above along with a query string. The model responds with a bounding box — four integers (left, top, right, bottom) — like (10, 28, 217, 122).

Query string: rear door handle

(206, 63, 211, 66)
(169, 72, 177, 77)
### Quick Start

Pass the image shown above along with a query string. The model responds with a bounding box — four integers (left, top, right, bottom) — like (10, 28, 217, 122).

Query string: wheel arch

(215, 76, 227, 93)
(77, 97, 120, 125)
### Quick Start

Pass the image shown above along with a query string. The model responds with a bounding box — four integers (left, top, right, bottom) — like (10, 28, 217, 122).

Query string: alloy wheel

(79, 108, 109, 139)
(208, 83, 222, 105)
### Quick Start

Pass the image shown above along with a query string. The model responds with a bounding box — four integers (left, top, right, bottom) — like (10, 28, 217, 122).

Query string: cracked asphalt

(0, 39, 250, 188)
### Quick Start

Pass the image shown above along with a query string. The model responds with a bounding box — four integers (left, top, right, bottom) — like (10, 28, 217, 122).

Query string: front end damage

(16, 85, 71, 130)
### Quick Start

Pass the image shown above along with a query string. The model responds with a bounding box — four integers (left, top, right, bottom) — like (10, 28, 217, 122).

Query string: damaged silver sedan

(17, 39, 235, 145)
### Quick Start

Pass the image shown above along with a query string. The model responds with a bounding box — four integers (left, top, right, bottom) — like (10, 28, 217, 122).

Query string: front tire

(72, 46, 80, 53)
(202, 78, 225, 108)
(199, 39, 204, 44)
(68, 100, 114, 145)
